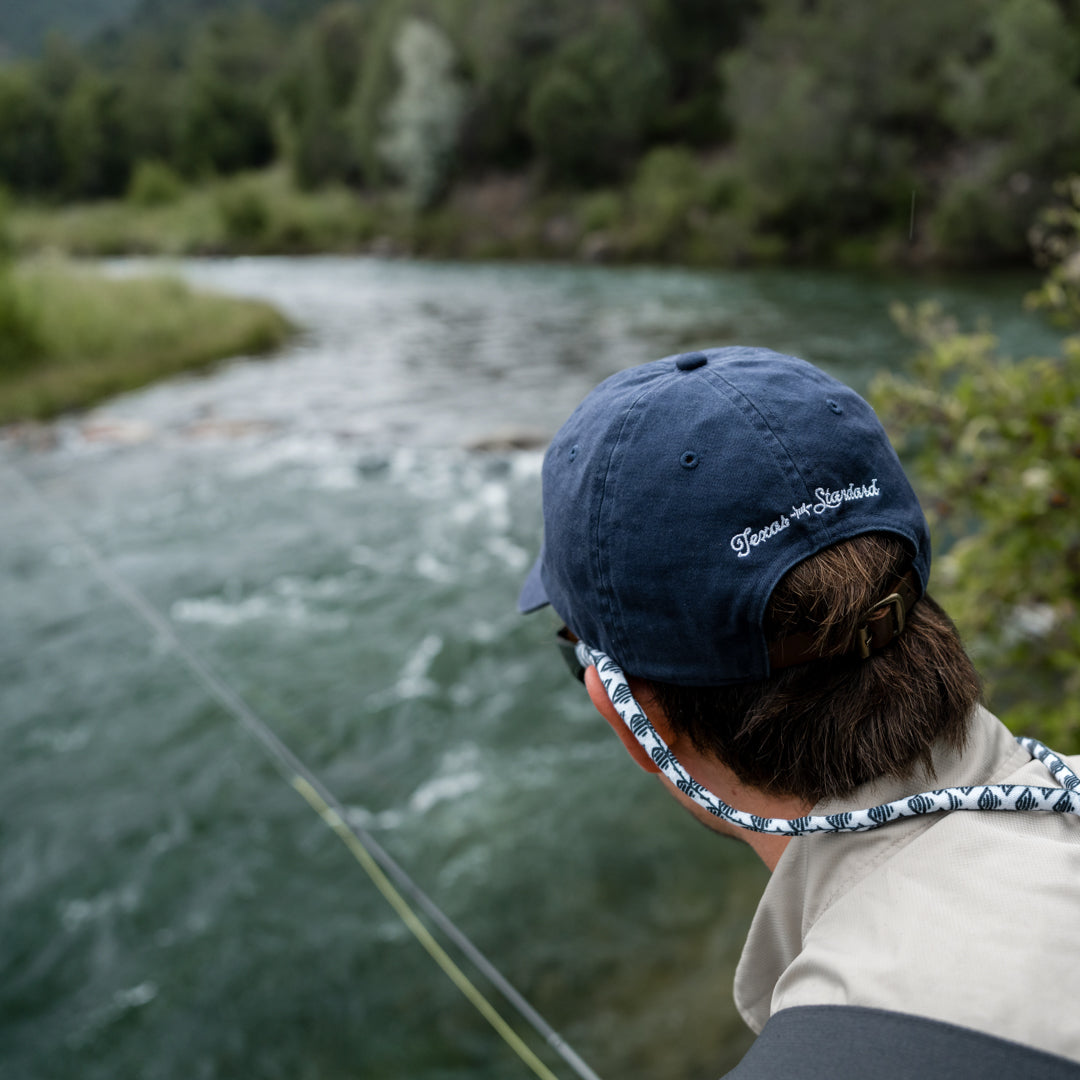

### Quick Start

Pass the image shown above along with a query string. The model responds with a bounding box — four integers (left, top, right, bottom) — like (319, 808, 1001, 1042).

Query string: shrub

(1027, 177, 1080, 327)
(215, 183, 271, 243)
(578, 190, 623, 233)
(127, 160, 186, 207)
(928, 148, 1039, 264)
(870, 185, 1080, 748)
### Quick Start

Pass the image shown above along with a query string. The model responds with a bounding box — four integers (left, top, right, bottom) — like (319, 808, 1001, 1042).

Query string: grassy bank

(10, 157, 813, 267)
(11, 169, 376, 258)
(0, 260, 292, 423)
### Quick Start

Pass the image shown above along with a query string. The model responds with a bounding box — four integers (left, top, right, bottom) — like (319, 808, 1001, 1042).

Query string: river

(0, 257, 1058, 1080)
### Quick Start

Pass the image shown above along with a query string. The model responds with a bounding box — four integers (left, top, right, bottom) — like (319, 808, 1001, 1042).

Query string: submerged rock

(464, 427, 549, 452)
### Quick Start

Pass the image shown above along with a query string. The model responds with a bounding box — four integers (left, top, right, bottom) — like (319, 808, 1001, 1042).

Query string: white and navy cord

(576, 641, 1080, 836)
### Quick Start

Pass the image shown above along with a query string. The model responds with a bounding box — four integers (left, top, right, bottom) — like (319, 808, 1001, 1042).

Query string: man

(518, 346, 1080, 1078)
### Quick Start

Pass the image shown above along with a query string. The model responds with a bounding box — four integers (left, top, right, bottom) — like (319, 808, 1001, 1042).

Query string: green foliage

(291, 105, 355, 190)
(526, 13, 669, 186)
(307, 2, 369, 110)
(12, 168, 377, 257)
(928, 165, 1027, 263)
(0, 66, 62, 196)
(725, 0, 976, 246)
(942, 0, 1080, 173)
(870, 227, 1080, 746)
(0, 273, 44, 375)
(347, 0, 410, 188)
(113, 37, 185, 173)
(126, 160, 185, 207)
(578, 190, 623, 233)
(0, 195, 43, 372)
(1027, 177, 1080, 327)
(37, 32, 84, 99)
(57, 70, 132, 198)
(642, 0, 754, 145)
(625, 146, 710, 255)
(723, 0, 1080, 262)
(526, 66, 604, 185)
(277, 3, 368, 190)
(215, 181, 272, 243)
(926, 0, 1080, 261)
(176, 11, 281, 177)
(449, 0, 573, 172)
(377, 16, 468, 208)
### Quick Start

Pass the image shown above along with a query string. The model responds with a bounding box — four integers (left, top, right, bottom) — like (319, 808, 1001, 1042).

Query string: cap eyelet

(826, 398, 843, 415)
(676, 352, 708, 371)
(568, 444, 578, 462)
(680, 450, 699, 469)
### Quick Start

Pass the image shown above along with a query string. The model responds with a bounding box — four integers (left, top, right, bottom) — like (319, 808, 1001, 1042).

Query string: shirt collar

(733, 705, 1029, 1032)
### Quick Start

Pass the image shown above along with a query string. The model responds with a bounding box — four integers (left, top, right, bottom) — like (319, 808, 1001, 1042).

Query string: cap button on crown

(675, 352, 708, 371)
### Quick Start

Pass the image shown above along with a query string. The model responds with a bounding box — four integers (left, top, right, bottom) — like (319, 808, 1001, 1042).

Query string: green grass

(9, 156, 817, 267)
(8, 158, 770, 266)
(0, 259, 293, 422)
(11, 168, 378, 257)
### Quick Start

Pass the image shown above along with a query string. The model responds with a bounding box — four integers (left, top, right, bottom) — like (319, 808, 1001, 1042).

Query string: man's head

(521, 347, 980, 808)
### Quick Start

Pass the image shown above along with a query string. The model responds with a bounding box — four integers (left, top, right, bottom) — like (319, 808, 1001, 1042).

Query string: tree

(114, 33, 184, 174)
(943, 0, 1080, 174)
(525, 12, 669, 186)
(451, 0, 574, 172)
(0, 66, 62, 196)
(641, 0, 756, 145)
(176, 10, 281, 177)
(58, 70, 132, 198)
(722, 0, 1080, 261)
(377, 16, 467, 207)
(308, 1, 368, 110)
(277, 2, 367, 188)
(931, 0, 1080, 260)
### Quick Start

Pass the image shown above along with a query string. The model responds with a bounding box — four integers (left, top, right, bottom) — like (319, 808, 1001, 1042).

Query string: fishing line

(4, 459, 602, 1080)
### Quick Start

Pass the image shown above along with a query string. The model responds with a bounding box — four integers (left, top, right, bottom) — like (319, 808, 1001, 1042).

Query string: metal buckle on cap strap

(858, 591, 906, 659)
(767, 568, 921, 671)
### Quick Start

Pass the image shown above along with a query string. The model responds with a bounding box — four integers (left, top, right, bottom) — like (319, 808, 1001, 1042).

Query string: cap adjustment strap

(768, 569, 922, 672)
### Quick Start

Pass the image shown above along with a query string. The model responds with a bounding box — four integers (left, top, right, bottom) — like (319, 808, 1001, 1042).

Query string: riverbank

(0, 260, 292, 424)
(10, 160, 921, 270)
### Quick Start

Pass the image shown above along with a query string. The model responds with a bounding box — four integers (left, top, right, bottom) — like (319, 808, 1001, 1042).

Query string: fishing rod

(4, 458, 603, 1080)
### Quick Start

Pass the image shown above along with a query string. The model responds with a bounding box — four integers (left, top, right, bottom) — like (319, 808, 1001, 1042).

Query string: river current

(0, 257, 1057, 1079)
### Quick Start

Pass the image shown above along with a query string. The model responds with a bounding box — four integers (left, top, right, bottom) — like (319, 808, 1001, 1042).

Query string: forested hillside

(4, 0, 1080, 265)
(0, 0, 141, 57)
(0, 0, 349, 57)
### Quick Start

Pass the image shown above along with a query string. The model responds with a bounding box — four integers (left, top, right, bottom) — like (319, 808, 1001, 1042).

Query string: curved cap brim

(517, 552, 549, 613)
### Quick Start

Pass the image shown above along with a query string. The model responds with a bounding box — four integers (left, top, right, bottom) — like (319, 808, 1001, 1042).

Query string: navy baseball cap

(518, 346, 931, 685)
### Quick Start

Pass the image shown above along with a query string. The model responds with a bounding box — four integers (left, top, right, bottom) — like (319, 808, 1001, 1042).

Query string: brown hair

(644, 533, 982, 804)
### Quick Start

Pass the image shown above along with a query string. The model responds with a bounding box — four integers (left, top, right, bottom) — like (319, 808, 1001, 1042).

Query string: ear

(584, 664, 661, 774)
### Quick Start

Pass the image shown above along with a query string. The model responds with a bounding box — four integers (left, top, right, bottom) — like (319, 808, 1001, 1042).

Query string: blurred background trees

(3, 0, 1080, 264)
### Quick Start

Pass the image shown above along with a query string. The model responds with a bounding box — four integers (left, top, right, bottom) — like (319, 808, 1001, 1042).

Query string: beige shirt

(734, 705, 1080, 1061)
